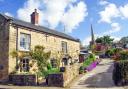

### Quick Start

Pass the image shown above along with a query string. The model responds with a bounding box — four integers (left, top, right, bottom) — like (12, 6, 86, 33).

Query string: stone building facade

(0, 9, 80, 82)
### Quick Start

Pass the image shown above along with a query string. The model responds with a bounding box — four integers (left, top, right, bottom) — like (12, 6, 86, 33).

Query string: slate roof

(0, 13, 80, 42)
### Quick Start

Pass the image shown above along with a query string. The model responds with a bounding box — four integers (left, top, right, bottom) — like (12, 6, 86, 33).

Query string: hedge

(113, 60, 128, 86)
(44, 68, 60, 77)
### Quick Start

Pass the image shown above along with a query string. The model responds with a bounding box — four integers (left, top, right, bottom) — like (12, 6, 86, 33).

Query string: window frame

(20, 58, 30, 72)
(61, 41, 68, 53)
(19, 33, 31, 51)
(50, 58, 57, 68)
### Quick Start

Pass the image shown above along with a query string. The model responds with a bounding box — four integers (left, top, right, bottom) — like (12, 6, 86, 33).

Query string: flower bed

(86, 60, 98, 71)
(86, 58, 101, 71)
(79, 54, 101, 73)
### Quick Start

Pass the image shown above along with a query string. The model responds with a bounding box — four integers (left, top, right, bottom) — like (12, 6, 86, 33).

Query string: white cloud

(43, 0, 78, 28)
(83, 34, 99, 46)
(4, 12, 13, 17)
(17, 0, 88, 33)
(111, 36, 121, 42)
(99, 3, 120, 23)
(99, 2, 128, 23)
(99, 0, 109, 6)
(103, 22, 121, 35)
(17, 0, 44, 25)
(83, 36, 91, 46)
(119, 4, 128, 18)
(61, 1, 88, 33)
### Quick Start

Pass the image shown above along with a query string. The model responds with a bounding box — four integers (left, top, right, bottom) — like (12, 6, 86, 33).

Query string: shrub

(44, 68, 60, 77)
(47, 63, 52, 70)
(113, 60, 128, 86)
(89, 54, 95, 60)
(119, 51, 128, 60)
(79, 66, 84, 74)
(105, 49, 114, 57)
(83, 54, 96, 68)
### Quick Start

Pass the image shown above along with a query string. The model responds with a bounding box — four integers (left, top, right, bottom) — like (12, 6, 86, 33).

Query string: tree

(95, 37, 103, 43)
(95, 35, 114, 46)
(120, 36, 128, 48)
(30, 45, 51, 76)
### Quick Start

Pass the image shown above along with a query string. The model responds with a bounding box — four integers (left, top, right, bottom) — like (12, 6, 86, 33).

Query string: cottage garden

(1, 9, 128, 87)
(8, 45, 101, 87)
(8, 36, 128, 87)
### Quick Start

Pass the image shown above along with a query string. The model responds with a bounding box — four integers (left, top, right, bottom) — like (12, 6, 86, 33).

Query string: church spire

(91, 24, 95, 45)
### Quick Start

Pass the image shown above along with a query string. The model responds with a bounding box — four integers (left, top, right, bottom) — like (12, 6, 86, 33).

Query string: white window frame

(19, 33, 31, 51)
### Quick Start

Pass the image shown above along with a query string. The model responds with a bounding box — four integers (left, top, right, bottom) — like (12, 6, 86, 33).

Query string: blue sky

(1, 0, 128, 45)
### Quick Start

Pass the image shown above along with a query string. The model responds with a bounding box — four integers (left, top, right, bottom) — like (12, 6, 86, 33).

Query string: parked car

(99, 54, 109, 58)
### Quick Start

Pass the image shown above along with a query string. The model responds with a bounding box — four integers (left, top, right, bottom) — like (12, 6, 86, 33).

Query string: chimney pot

(35, 9, 37, 12)
(31, 9, 39, 25)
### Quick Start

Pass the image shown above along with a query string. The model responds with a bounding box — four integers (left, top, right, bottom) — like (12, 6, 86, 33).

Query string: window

(20, 58, 29, 72)
(20, 33, 30, 51)
(61, 41, 67, 53)
(62, 58, 68, 66)
(50, 59, 57, 68)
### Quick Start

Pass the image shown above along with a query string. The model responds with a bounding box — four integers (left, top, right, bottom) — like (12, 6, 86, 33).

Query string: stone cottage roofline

(0, 13, 80, 42)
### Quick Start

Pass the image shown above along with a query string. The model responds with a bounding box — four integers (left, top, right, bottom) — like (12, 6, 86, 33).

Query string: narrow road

(70, 59, 126, 89)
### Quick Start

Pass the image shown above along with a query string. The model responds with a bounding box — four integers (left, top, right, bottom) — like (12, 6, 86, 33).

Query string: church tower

(91, 24, 95, 45)
(90, 24, 95, 51)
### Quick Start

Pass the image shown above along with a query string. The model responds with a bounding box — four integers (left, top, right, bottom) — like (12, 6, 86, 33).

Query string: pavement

(0, 59, 128, 89)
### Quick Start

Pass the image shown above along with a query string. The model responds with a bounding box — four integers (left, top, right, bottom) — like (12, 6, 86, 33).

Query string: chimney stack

(31, 9, 39, 25)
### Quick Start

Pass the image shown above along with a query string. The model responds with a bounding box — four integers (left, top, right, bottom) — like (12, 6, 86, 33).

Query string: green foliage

(10, 50, 18, 58)
(119, 51, 128, 60)
(79, 66, 84, 74)
(105, 48, 122, 57)
(113, 60, 128, 85)
(44, 68, 60, 77)
(95, 35, 114, 45)
(105, 48, 128, 61)
(120, 36, 128, 44)
(10, 45, 63, 77)
(83, 54, 96, 68)
(89, 54, 95, 60)
(105, 49, 114, 56)
(95, 37, 103, 43)
(29, 45, 51, 77)
(47, 63, 52, 70)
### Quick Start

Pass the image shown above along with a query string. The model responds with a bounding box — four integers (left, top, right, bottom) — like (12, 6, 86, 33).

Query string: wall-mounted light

(44, 33, 49, 42)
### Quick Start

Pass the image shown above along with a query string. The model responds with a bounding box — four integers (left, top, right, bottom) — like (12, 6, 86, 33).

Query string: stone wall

(63, 63, 80, 87)
(47, 63, 80, 87)
(0, 15, 10, 82)
(9, 25, 80, 74)
(0, 19, 80, 82)
(9, 74, 37, 85)
(8, 24, 17, 74)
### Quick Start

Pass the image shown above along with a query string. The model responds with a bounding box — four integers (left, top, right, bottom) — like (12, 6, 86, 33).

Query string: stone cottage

(0, 9, 80, 82)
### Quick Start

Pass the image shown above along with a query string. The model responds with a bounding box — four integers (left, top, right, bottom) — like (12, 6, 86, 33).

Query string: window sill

(19, 48, 30, 52)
